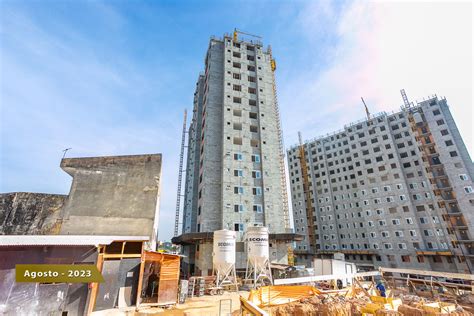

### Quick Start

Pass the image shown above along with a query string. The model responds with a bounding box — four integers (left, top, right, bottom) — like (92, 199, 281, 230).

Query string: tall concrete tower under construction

(173, 32, 300, 276)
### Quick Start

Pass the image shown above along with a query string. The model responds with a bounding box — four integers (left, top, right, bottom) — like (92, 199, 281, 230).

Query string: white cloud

(281, 1, 473, 158)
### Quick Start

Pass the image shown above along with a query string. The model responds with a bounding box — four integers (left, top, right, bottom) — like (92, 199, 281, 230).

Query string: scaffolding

(407, 104, 472, 273)
(298, 132, 317, 253)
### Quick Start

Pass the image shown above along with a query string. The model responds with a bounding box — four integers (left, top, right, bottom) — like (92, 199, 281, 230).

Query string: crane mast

(268, 46, 290, 229)
(174, 109, 187, 237)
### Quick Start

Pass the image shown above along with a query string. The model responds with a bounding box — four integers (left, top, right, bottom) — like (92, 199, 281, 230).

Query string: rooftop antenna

(400, 89, 411, 108)
(62, 148, 72, 160)
(361, 97, 370, 120)
(174, 109, 187, 237)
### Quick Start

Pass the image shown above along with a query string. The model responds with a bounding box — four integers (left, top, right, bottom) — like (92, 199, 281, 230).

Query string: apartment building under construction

(173, 32, 300, 276)
(287, 95, 474, 274)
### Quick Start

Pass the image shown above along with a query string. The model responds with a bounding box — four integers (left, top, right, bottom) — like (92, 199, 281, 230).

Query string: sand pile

(264, 293, 473, 316)
(267, 294, 370, 316)
(397, 304, 471, 316)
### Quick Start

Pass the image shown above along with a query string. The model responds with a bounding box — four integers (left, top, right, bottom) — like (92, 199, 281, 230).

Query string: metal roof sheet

(0, 235, 149, 246)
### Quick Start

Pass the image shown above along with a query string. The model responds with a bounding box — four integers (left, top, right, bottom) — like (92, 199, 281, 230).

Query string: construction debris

(241, 280, 474, 316)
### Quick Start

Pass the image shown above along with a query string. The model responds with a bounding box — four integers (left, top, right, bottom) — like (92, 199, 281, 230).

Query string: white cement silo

(247, 227, 270, 264)
(245, 226, 273, 288)
(212, 230, 238, 291)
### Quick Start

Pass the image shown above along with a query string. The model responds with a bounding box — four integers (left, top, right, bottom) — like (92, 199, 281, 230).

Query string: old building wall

(59, 154, 162, 244)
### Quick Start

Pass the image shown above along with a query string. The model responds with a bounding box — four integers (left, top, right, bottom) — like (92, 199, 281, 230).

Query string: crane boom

(233, 28, 262, 42)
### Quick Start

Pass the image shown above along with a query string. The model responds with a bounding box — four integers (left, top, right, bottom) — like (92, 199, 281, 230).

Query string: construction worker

(376, 280, 386, 297)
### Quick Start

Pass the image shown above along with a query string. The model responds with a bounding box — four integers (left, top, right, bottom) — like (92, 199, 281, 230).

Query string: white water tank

(247, 226, 270, 265)
(213, 230, 236, 274)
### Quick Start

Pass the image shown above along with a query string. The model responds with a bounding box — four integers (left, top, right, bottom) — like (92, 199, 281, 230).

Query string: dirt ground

(91, 291, 247, 316)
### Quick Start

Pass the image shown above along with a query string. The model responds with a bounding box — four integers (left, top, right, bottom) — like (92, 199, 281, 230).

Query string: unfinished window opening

(249, 112, 258, 119)
(233, 137, 243, 145)
(233, 123, 242, 131)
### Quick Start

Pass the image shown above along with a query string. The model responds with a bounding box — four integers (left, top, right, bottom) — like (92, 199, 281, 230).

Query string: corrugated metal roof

(0, 235, 149, 246)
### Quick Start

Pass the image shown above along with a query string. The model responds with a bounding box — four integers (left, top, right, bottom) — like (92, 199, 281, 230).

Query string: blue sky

(1, 1, 472, 241)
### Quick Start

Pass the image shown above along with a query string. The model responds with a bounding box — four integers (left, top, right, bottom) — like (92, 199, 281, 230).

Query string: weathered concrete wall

(59, 154, 162, 242)
(0, 192, 66, 235)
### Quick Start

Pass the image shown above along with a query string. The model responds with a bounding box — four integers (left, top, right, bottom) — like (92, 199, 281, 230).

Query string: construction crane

(361, 97, 370, 121)
(268, 46, 289, 229)
(174, 109, 187, 237)
(298, 132, 317, 253)
(400, 89, 411, 108)
(233, 28, 262, 42)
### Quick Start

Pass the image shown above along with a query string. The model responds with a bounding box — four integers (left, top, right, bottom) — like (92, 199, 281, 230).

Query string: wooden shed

(136, 251, 181, 307)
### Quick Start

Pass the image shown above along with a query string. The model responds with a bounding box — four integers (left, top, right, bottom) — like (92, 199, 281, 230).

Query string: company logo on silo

(248, 237, 268, 242)
(218, 242, 234, 247)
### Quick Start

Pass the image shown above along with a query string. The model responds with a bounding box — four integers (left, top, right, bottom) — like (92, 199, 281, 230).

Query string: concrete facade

(287, 96, 474, 273)
(176, 34, 293, 275)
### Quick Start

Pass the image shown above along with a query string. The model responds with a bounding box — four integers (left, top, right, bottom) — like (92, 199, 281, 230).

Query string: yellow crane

(233, 28, 262, 42)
